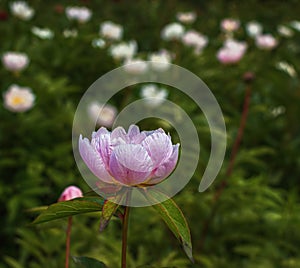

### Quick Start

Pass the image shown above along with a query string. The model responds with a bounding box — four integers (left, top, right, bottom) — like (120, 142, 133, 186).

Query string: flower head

(88, 102, 117, 128)
(58, 186, 83, 202)
(10, 1, 34, 20)
(140, 84, 168, 107)
(65, 6, 92, 23)
(217, 39, 247, 64)
(3, 84, 35, 112)
(161, 22, 185, 40)
(277, 25, 293, 37)
(221, 18, 240, 32)
(149, 50, 172, 71)
(110, 41, 137, 60)
(100, 21, 123, 40)
(256, 34, 277, 50)
(123, 58, 148, 74)
(2, 52, 29, 72)
(176, 11, 196, 24)
(246, 21, 262, 37)
(79, 125, 179, 187)
(182, 30, 208, 54)
(31, 27, 54, 39)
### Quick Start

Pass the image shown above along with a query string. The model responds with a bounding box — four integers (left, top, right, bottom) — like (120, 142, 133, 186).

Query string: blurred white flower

(217, 39, 247, 64)
(161, 22, 185, 40)
(65, 6, 92, 23)
(31, 27, 54, 39)
(123, 59, 148, 74)
(149, 50, 172, 71)
(110, 41, 137, 60)
(100, 21, 123, 40)
(246, 21, 263, 37)
(256, 34, 277, 50)
(221, 18, 240, 32)
(2, 52, 29, 72)
(276, 61, 297, 77)
(271, 106, 286, 117)
(176, 11, 196, 24)
(290, 20, 300, 32)
(10, 1, 34, 20)
(92, 38, 106, 48)
(88, 102, 117, 128)
(140, 84, 168, 107)
(277, 25, 293, 37)
(182, 30, 208, 54)
(3, 84, 35, 112)
(63, 29, 78, 38)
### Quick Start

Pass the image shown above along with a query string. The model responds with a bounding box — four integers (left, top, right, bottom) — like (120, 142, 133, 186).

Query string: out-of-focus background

(1, 0, 300, 267)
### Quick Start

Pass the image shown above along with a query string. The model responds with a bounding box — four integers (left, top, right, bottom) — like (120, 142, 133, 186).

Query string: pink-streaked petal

(142, 128, 165, 137)
(109, 144, 153, 185)
(79, 135, 114, 183)
(92, 127, 110, 139)
(127, 124, 140, 139)
(111, 126, 129, 143)
(141, 132, 173, 167)
(128, 124, 147, 144)
(148, 144, 179, 184)
(91, 133, 112, 169)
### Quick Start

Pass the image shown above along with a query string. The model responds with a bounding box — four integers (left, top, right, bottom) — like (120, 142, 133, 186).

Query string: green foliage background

(1, 0, 300, 267)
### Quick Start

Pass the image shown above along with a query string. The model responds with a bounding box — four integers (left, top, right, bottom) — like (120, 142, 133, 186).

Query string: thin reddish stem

(121, 205, 130, 268)
(199, 84, 252, 251)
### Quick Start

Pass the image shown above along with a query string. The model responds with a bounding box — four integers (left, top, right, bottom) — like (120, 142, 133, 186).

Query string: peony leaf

(32, 197, 105, 224)
(146, 190, 193, 262)
(73, 256, 107, 268)
(99, 199, 120, 232)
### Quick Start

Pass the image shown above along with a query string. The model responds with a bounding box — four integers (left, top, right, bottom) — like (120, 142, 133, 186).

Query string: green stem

(65, 216, 72, 268)
(121, 205, 130, 268)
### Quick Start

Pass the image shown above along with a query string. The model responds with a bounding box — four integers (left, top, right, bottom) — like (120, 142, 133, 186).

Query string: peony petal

(128, 124, 147, 144)
(141, 132, 173, 167)
(79, 135, 114, 183)
(92, 127, 110, 139)
(147, 144, 179, 184)
(92, 133, 112, 169)
(109, 144, 153, 185)
(111, 126, 128, 140)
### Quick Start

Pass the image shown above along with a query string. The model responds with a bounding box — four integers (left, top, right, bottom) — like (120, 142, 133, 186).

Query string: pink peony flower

(161, 22, 185, 40)
(2, 52, 29, 72)
(256, 34, 278, 50)
(88, 102, 117, 128)
(217, 39, 247, 64)
(182, 30, 208, 54)
(3, 84, 35, 112)
(221, 18, 240, 32)
(79, 125, 179, 186)
(58, 186, 83, 202)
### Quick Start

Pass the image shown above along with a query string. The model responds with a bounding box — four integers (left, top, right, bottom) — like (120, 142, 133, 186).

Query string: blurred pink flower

(182, 30, 208, 54)
(3, 84, 35, 112)
(79, 125, 179, 186)
(221, 18, 240, 32)
(176, 11, 196, 24)
(88, 102, 117, 128)
(58, 186, 83, 202)
(2, 52, 29, 72)
(256, 34, 278, 50)
(65, 6, 92, 23)
(217, 39, 247, 64)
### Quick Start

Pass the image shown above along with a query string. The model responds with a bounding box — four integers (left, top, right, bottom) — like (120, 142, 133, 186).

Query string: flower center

(12, 96, 25, 105)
